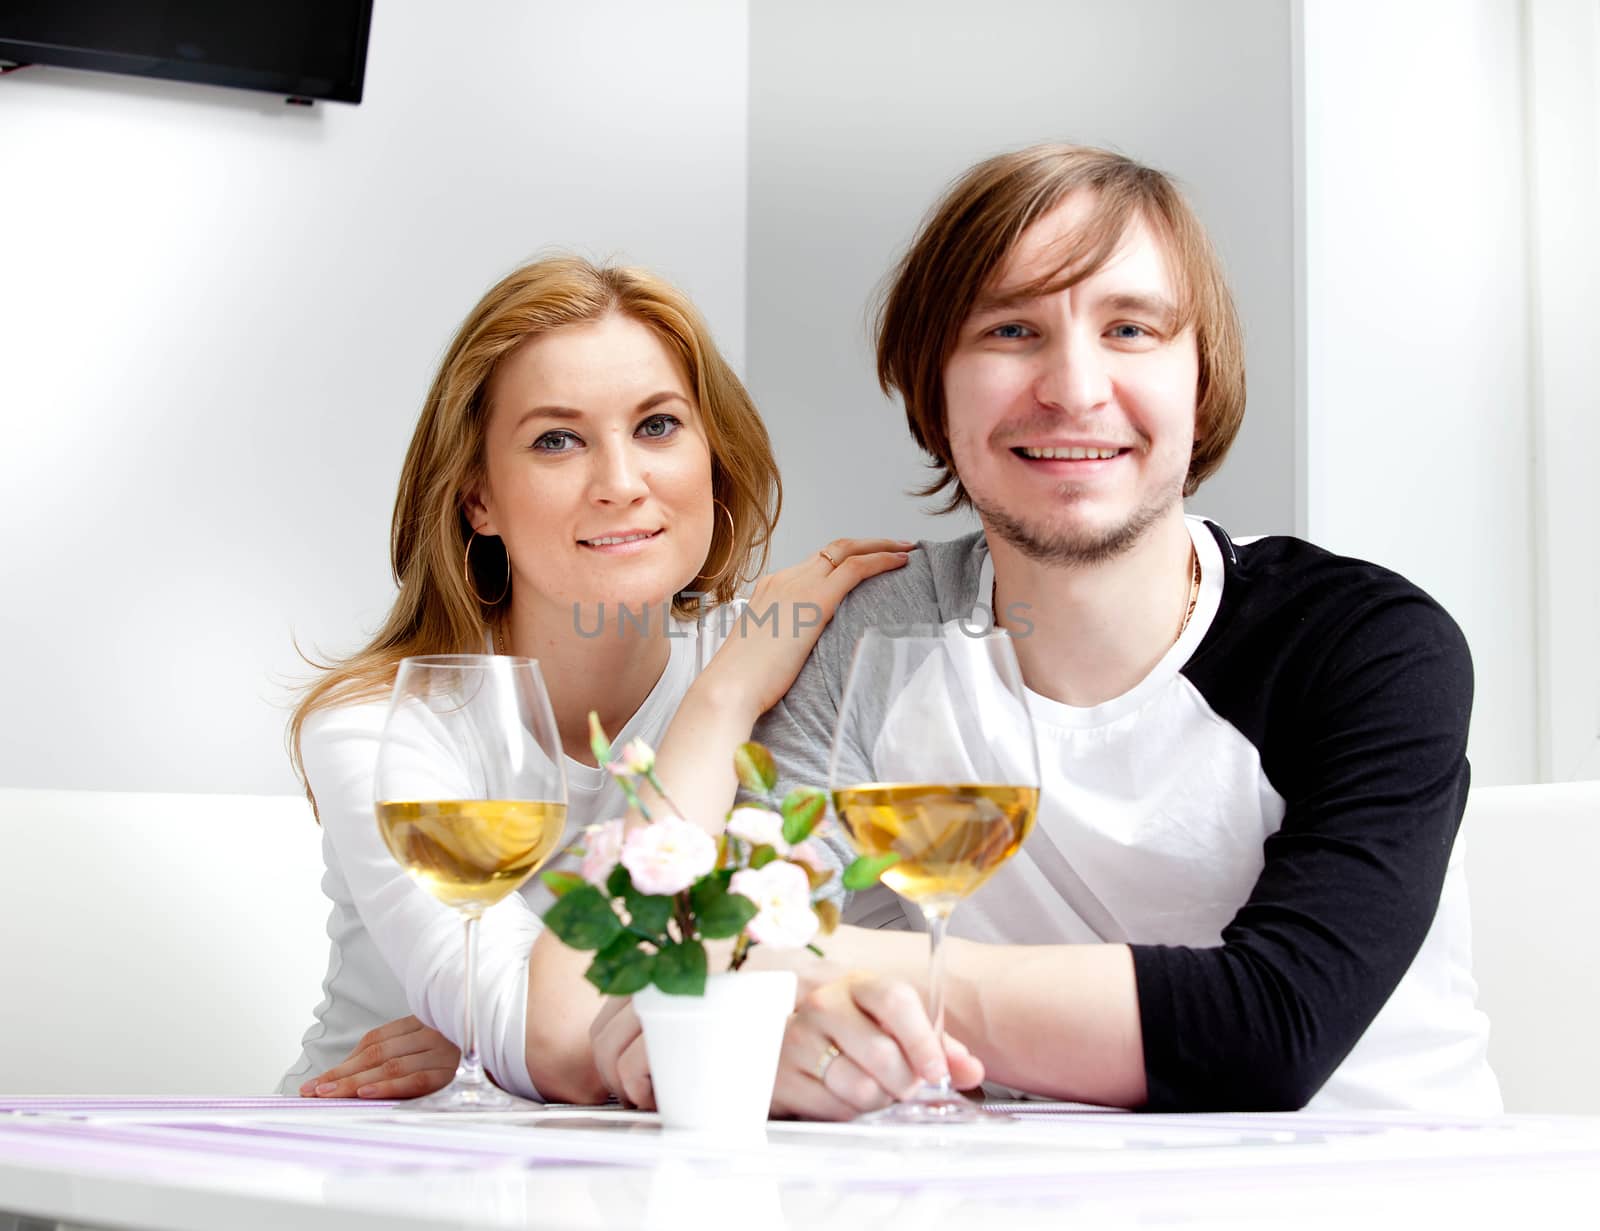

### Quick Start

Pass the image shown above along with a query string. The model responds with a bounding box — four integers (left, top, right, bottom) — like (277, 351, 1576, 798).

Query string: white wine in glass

(375, 654, 567, 1111)
(829, 626, 1040, 1124)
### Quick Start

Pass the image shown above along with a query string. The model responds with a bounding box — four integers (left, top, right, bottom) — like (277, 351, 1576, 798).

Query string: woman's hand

(698, 537, 915, 723)
(772, 972, 985, 1120)
(298, 1016, 460, 1100)
(589, 996, 653, 1109)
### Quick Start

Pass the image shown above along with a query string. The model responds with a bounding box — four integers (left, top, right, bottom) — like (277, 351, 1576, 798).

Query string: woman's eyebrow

(513, 391, 690, 433)
(634, 390, 690, 413)
(512, 405, 584, 432)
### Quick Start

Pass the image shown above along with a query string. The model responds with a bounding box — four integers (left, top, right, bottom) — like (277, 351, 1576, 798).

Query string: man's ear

(462, 485, 497, 536)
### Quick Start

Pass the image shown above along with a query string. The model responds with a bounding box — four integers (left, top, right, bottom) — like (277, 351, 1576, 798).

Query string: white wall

(1299, 0, 1537, 785)
(1, 1, 1572, 795)
(747, 0, 1298, 567)
(0, 0, 750, 794)
(1524, 0, 1600, 781)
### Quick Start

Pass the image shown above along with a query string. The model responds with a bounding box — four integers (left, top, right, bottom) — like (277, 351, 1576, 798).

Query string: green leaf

(606, 863, 631, 899)
(693, 882, 760, 940)
(540, 869, 586, 898)
(652, 939, 708, 995)
(543, 884, 625, 951)
(733, 742, 778, 795)
(622, 882, 674, 939)
(588, 711, 613, 766)
(780, 786, 827, 845)
(585, 934, 656, 996)
(749, 844, 778, 869)
(842, 852, 901, 891)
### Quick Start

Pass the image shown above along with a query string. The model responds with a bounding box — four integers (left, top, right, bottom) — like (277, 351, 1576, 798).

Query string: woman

(281, 256, 912, 1101)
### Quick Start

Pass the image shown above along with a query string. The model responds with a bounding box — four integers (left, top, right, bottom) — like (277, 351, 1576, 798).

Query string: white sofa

(0, 789, 330, 1096)
(1463, 780, 1600, 1113)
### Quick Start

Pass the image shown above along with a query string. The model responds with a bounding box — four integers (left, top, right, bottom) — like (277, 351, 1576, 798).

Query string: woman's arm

(302, 703, 545, 1100)
(524, 538, 915, 1101)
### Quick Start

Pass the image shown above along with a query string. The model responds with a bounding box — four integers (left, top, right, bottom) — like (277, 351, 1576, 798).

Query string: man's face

(942, 194, 1201, 565)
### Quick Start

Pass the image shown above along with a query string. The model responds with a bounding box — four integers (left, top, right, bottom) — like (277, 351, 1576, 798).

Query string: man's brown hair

(875, 143, 1246, 510)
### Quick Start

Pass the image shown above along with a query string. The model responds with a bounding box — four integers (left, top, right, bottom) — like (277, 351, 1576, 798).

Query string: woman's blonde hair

(288, 256, 780, 788)
(876, 143, 1246, 509)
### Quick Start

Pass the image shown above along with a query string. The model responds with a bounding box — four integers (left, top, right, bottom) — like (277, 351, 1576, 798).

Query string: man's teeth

(586, 532, 654, 546)
(1020, 446, 1122, 460)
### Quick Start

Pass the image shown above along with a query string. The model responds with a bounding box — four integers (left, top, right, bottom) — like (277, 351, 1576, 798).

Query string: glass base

(854, 1082, 999, 1125)
(411, 1074, 539, 1113)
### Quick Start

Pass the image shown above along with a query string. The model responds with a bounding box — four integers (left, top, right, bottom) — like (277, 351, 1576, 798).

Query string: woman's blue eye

(1108, 323, 1149, 340)
(637, 414, 681, 439)
(532, 430, 579, 452)
(991, 323, 1032, 340)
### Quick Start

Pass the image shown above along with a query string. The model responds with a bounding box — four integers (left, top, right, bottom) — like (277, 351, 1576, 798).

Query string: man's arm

(759, 589, 1471, 1113)
(1128, 592, 1473, 1110)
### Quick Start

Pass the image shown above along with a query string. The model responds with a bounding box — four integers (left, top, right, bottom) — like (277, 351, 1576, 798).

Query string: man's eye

(637, 414, 682, 439)
(532, 430, 579, 452)
(990, 323, 1033, 340)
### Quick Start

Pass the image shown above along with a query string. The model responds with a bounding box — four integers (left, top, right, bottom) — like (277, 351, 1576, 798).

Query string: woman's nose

(589, 439, 650, 505)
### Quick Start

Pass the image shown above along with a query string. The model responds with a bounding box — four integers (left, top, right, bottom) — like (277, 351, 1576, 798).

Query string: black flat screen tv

(0, 1, 374, 104)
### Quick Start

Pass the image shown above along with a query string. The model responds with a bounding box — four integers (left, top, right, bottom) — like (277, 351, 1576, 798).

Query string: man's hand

(773, 973, 984, 1119)
(299, 1016, 460, 1099)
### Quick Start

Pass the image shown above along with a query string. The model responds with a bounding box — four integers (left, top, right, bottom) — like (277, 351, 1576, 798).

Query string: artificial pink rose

(729, 861, 820, 949)
(607, 738, 656, 778)
(788, 838, 831, 875)
(620, 815, 717, 896)
(725, 805, 788, 852)
(580, 819, 628, 888)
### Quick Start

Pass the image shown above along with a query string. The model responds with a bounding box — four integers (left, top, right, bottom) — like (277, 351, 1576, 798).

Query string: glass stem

(923, 906, 953, 1096)
(458, 912, 486, 1087)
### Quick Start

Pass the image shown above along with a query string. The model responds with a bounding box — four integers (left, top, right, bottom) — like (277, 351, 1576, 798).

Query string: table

(3, 1097, 1598, 1230)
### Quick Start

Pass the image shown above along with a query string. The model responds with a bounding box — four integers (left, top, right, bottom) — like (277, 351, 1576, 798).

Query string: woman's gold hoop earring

(699, 500, 738, 587)
(463, 530, 511, 606)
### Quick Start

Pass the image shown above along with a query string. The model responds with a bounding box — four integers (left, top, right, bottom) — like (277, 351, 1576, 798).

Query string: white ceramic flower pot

(633, 970, 797, 1131)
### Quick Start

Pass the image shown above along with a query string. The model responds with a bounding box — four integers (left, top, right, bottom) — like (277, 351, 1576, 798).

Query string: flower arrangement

(539, 715, 898, 996)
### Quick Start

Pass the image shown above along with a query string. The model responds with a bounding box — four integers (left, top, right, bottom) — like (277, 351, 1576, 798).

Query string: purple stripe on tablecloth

(0, 1097, 391, 1112)
(0, 1120, 510, 1171)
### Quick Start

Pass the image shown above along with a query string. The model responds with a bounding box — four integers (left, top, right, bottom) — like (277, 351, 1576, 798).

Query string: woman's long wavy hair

(288, 256, 780, 792)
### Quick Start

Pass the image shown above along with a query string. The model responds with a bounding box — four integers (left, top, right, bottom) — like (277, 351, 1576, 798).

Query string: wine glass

(374, 654, 568, 1111)
(828, 625, 1040, 1124)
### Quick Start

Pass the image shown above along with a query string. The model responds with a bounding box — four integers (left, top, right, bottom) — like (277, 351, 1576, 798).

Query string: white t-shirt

(756, 521, 1500, 1112)
(279, 611, 733, 1097)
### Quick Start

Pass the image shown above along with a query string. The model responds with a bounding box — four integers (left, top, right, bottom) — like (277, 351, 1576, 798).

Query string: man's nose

(1032, 328, 1111, 415)
(589, 437, 650, 505)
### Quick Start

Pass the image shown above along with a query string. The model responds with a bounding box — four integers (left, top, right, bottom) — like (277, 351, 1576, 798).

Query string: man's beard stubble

(971, 474, 1185, 567)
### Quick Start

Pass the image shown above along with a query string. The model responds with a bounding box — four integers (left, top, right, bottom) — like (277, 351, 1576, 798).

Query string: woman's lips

(578, 528, 664, 555)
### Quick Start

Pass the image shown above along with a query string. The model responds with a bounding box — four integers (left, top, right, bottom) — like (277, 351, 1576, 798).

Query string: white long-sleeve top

(278, 613, 732, 1096)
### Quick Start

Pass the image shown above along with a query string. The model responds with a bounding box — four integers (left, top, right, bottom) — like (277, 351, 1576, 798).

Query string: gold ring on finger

(818, 549, 839, 569)
(815, 1042, 842, 1082)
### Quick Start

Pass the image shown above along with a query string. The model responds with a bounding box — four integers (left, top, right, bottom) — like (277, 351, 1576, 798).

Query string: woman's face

(467, 312, 715, 626)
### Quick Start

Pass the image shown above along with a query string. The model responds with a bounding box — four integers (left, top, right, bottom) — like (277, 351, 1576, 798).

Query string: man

(749, 144, 1499, 1116)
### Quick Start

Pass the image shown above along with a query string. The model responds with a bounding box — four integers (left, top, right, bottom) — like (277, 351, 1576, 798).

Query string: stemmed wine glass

(374, 654, 568, 1111)
(829, 626, 1040, 1124)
